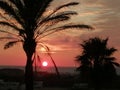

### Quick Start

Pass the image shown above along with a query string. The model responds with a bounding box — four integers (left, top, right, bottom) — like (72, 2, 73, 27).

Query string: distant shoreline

(1, 65, 120, 75)
(0, 66, 77, 74)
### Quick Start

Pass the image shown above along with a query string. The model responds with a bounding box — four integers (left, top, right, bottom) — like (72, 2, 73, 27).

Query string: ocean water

(41, 66, 77, 74)
(1, 66, 120, 75)
(0, 66, 78, 74)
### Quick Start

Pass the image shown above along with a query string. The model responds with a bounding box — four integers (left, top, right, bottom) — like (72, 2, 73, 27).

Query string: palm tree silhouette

(0, 0, 93, 90)
(76, 37, 119, 89)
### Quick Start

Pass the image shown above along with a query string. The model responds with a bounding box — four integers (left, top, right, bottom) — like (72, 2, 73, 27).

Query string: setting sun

(42, 61, 48, 67)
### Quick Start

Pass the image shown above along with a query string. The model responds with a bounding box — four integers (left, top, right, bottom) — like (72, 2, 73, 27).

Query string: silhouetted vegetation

(0, 0, 92, 90)
(1, 67, 120, 90)
(76, 37, 120, 90)
(0, 68, 75, 88)
(0, 68, 24, 82)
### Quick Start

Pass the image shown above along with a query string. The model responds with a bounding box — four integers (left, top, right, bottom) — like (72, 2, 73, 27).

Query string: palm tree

(76, 37, 119, 89)
(76, 54, 92, 84)
(0, 0, 93, 90)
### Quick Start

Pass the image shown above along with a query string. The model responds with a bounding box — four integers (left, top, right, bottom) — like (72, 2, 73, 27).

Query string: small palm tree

(76, 37, 119, 89)
(0, 0, 92, 90)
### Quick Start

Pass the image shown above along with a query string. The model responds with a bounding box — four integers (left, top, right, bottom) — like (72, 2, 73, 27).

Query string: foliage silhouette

(0, 0, 93, 90)
(76, 37, 120, 89)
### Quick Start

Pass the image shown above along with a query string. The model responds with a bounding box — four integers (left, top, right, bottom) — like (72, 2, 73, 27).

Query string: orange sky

(0, 0, 120, 67)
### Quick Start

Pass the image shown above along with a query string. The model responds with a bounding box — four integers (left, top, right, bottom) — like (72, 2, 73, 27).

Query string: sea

(0, 66, 78, 74)
(0, 66, 120, 75)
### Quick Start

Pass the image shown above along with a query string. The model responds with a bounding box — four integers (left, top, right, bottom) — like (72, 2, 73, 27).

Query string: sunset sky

(0, 0, 120, 67)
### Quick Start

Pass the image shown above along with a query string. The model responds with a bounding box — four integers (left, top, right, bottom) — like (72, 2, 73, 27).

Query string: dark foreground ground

(0, 68, 120, 90)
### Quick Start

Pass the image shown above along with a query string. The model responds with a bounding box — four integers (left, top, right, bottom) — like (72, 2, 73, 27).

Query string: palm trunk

(93, 57, 101, 90)
(23, 39, 36, 90)
(25, 57, 33, 90)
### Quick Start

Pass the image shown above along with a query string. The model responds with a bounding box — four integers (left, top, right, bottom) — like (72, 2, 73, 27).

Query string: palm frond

(35, 16, 69, 39)
(37, 42, 50, 53)
(57, 24, 94, 30)
(103, 37, 108, 46)
(35, 11, 78, 36)
(56, 2, 79, 10)
(0, 29, 18, 36)
(0, 21, 22, 31)
(37, 24, 93, 40)
(104, 57, 116, 61)
(0, 37, 19, 40)
(51, 2, 79, 16)
(38, 15, 69, 27)
(112, 62, 120, 67)
(57, 11, 78, 16)
(35, 0, 53, 20)
(35, 15, 70, 34)
(4, 40, 22, 49)
(37, 42, 60, 77)
(37, 54, 41, 63)
(0, 1, 23, 25)
(22, 0, 53, 24)
(9, 0, 24, 12)
(106, 48, 117, 56)
(42, 15, 69, 28)
(0, 12, 16, 25)
(32, 52, 42, 71)
(50, 24, 93, 33)
(38, 2, 79, 24)
(39, 11, 77, 25)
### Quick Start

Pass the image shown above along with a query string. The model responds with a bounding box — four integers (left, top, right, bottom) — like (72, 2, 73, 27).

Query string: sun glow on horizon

(42, 61, 48, 67)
